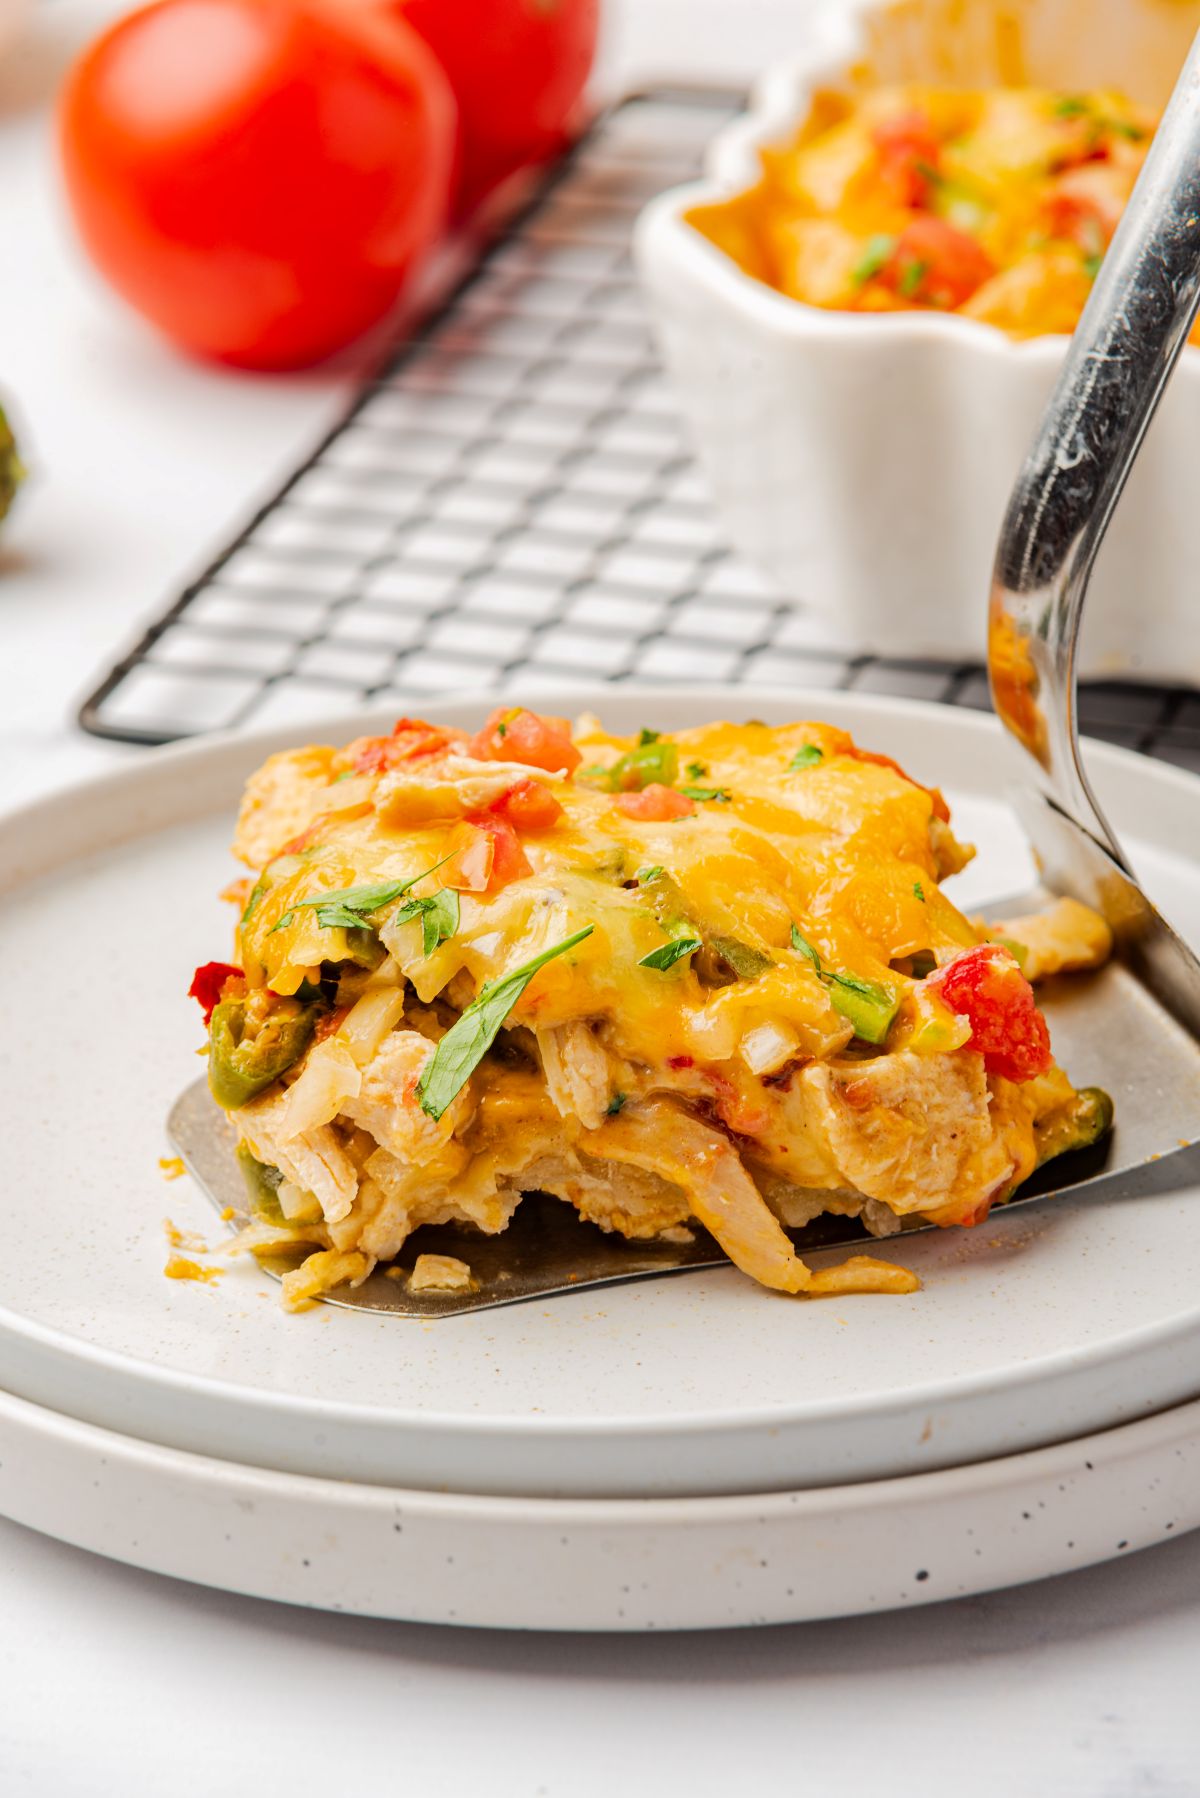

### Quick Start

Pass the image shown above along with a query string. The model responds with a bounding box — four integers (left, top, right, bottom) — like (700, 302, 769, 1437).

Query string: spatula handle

(990, 35, 1200, 853)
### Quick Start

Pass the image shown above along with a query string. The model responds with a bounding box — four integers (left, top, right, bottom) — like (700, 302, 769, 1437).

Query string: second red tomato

(398, 0, 599, 213)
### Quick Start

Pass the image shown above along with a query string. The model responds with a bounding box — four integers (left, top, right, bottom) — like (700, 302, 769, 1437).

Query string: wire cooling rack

(78, 87, 1200, 772)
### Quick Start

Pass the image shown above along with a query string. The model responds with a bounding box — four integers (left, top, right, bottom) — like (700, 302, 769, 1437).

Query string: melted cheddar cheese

(199, 710, 1112, 1309)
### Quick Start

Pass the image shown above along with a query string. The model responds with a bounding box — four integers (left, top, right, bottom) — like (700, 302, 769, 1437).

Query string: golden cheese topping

(198, 708, 1113, 1311)
(688, 84, 1161, 340)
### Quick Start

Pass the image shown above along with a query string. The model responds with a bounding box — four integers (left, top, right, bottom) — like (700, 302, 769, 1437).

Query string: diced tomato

(467, 706, 581, 774)
(872, 110, 941, 207)
(488, 778, 563, 830)
(348, 718, 459, 774)
(844, 744, 950, 823)
(188, 961, 243, 1023)
(616, 784, 695, 821)
(881, 216, 995, 310)
(442, 816, 532, 891)
(667, 1054, 694, 1069)
(929, 945, 1052, 1083)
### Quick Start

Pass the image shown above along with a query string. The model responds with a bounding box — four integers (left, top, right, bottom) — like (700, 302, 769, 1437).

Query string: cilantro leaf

(898, 256, 929, 299)
(417, 926, 595, 1120)
(637, 727, 661, 746)
(635, 864, 664, 884)
(685, 760, 708, 780)
(269, 856, 451, 935)
(679, 785, 732, 804)
(852, 232, 896, 286)
(913, 881, 926, 902)
(390, 888, 461, 958)
(241, 880, 267, 926)
(790, 925, 822, 969)
(606, 1092, 627, 1115)
(639, 936, 703, 971)
(787, 744, 823, 772)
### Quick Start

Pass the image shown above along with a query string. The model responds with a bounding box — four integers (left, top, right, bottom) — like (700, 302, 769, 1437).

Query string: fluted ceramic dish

(635, 0, 1200, 677)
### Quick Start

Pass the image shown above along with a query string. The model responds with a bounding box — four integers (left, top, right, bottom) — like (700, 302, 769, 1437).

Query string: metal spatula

(171, 44, 1200, 1314)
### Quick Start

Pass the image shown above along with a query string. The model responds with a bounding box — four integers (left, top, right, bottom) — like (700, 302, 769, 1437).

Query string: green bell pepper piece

(827, 975, 900, 1046)
(208, 998, 320, 1110)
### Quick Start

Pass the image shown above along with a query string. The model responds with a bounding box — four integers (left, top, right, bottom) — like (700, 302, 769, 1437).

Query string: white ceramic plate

(3, 686, 1200, 1500)
(1, 1382, 1196, 1630)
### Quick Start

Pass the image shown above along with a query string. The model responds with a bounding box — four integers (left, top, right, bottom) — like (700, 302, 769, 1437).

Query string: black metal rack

(78, 87, 1200, 772)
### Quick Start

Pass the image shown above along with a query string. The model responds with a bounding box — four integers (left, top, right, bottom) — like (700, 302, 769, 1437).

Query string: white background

(2, 1, 1199, 1791)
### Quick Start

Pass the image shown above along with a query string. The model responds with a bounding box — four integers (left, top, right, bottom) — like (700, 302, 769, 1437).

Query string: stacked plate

(3, 686, 1199, 1630)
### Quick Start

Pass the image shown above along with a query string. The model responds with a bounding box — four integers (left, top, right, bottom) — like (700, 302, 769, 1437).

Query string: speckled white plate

(3, 686, 1200, 1501)
(0, 1381, 1196, 1629)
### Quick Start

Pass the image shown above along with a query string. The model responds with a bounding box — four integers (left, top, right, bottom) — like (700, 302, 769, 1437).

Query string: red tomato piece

(396, 0, 599, 215)
(467, 706, 581, 774)
(349, 719, 459, 774)
(882, 217, 996, 309)
(59, 0, 456, 369)
(930, 945, 1052, 1083)
(489, 778, 563, 830)
(615, 784, 695, 821)
(188, 960, 242, 1022)
(872, 110, 941, 207)
(442, 816, 532, 891)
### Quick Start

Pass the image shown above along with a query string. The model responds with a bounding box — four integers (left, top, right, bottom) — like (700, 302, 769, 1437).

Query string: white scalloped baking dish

(635, 0, 1200, 678)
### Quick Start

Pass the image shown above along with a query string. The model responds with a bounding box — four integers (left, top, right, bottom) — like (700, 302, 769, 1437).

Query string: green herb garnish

(635, 864, 665, 884)
(1054, 95, 1088, 118)
(913, 881, 926, 903)
(790, 924, 822, 969)
(852, 232, 896, 286)
(417, 926, 595, 1120)
(638, 728, 660, 746)
(787, 744, 823, 772)
(269, 856, 451, 935)
(639, 936, 703, 972)
(606, 1092, 627, 1115)
(390, 888, 461, 958)
(241, 880, 268, 926)
(679, 785, 731, 804)
(685, 760, 708, 780)
(898, 256, 929, 299)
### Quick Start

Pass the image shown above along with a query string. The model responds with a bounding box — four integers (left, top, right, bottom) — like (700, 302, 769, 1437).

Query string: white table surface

(3, 3, 1200, 1791)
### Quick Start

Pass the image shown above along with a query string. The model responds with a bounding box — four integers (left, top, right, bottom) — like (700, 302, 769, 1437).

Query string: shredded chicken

(536, 1021, 611, 1130)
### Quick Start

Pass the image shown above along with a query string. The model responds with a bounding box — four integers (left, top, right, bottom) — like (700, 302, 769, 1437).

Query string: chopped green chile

(827, 975, 901, 1045)
(790, 924, 898, 1044)
(235, 1142, 287, 1224)
(581, 739, 679, 793)
(208, 998, 322, 1110)
(708, 934, 773, 979)
(1033, 1085, 1114, 1167)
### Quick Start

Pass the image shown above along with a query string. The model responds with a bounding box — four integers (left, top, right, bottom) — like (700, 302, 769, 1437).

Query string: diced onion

(740, 1021, 801, 1076)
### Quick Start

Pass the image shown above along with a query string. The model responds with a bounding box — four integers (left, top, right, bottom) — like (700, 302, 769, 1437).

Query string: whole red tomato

(59, 0, 457, 370)
(397, 0, 599, 214)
